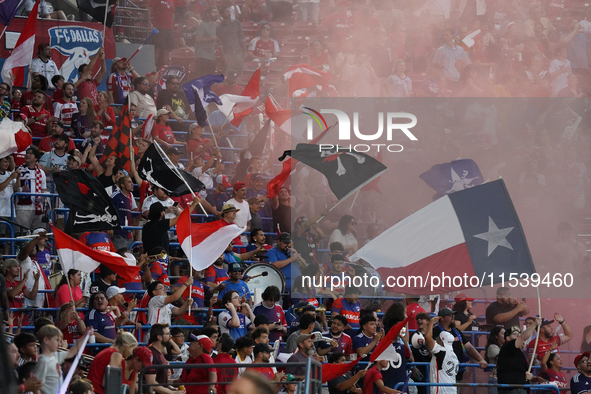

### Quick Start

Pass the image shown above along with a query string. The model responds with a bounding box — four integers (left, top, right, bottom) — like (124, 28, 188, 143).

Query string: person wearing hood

(425, 316, 460, 394)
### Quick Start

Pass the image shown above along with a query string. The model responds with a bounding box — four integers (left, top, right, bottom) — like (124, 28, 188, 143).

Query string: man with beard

(246, 228, 272, 261)
(146, 323, 182, 393)
(251, 343, 285, 382)
(54, 83, 78, 125)
(86, 291, 117, 343)
(38, 120, 76, 153)
(205, 255, 230, 287)
(19, 90, 52, 137)
(265, 233, 301, 293)
(38, 134, 69, 176)
(156, 76, 192, 121)
(106, 57, 139, 105)
(322, 315, 353, 359)
(409, 313, 431, 394)
(526, 313, 572, 361)
(15, 146, 47, 234)
(129, 76, 157, 118)
(286, 334, 323, 379)
(31, 43, 59, 89)
(20, 75, 53, 113)
(571, 352, 591, 394)
(486, 287, 530, 330)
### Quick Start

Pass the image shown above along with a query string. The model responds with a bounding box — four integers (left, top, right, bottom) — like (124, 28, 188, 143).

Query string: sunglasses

(142, 82, 150, 86)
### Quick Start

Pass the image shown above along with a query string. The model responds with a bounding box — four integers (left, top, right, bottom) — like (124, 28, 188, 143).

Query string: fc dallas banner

(53, 169, 119, 233)
(280, 144, 387, 200)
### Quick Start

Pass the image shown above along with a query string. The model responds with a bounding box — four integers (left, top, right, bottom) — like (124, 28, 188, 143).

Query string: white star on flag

(473, 216, 514, 257)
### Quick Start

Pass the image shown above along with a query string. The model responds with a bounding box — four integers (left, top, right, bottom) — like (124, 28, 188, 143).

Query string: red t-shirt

(251, 366, 275, 380)
(20, 105, 50, 137)
(527, 335, 562, 360)
(61, 318, 82, 345)
(406, 303, 426, 330)
(94, 104, 116, 128)
(546, 369, 568, 387)
(87, 348, 119, 394)
(152, 123, 175, 143)
(187, 138, 212, 160)
(78, 80, 100, 106)
(150, 0, 175, 30)
(6, 278, 25, 309)
(20, 91, 53, 113)
(182, 353, 215, 394)
(53, 89, 62, 103)
(363, 366, 383, 394)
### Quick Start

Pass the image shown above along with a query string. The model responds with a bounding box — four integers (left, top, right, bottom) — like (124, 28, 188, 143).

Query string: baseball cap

(221, 202, 240, 215)
(52, 120, 64, 129)
(106, 286, 126, 299)
(68, 155, 82, 165)
(251, 173, 264, 182)
(574, 352, 590, 367)
(191, 333, 214, 353)
(439, 331, 455, 348)
(32, 228, 47, 235)
(253, 343, 272, 356)
(100, 264, 116, 278)
(166, 146, 181, 156)
(228, 263, 243, 273)
(278, 232, 291, 243)
(296, 334, 312, 345)
(454, 293, 475, 303)
(438, 307, 455, 317)
(216, 174, 231, 189)
(112, 57, 128, 64)
(233, 181, 246, 191)
(134, 346, 153, 366)
(156, 108, 171, 118)
(116, 169, 129, 176)
(541, 318, 555, 326)
(285, 374, 302, 382)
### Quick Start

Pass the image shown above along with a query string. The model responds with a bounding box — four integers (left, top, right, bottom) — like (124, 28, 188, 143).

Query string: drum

(49, 271, 63, 290)
(244, 263, 286, 293)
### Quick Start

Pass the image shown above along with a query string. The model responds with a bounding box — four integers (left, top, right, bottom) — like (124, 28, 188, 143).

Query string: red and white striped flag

(228, 68, 260, 127)
(283, 64, 330, 99)
(0, 118, 32, 158)
(141, 114, 155, 139)
(51, 225, 140, 281)
(1, 0, 39, 86)
(176, 208, 244, 271)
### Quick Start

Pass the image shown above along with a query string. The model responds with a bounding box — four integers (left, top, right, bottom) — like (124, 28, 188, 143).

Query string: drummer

(218, 263, 253, 307)
(265, 232, 303, 293)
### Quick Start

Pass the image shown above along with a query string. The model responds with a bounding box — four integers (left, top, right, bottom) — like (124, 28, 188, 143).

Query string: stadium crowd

(1, 0, 591, 393)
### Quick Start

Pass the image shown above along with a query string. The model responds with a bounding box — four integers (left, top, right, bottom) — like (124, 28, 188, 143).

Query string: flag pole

(153, 141, 208, 216)
(102, 0, 110, 39)
(63, 268, 75, 303)
(349, 189, 360, 211)
(527, 286, 542, 373)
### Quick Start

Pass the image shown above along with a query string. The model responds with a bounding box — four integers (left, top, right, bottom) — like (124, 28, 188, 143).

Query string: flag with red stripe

(51, 225, 140, 281)
(229, 68, 260, 127)
(100, 104, 133, 172)
(265, 96, 302, 134)
(1, 0, 38, 86)
(176, 208, 244, 271)
(283, 64, 330, 99)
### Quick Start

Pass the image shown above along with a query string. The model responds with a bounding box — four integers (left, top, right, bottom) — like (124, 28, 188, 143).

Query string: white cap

(439, 331, 455, 349)
(32, 228, 46, 235)
(106, 286, 126, 299)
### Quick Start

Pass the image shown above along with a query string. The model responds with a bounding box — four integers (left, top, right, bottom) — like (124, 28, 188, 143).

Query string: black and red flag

(100, 104, 134, 172)
(76, 0, 118, 27)
(279, 144, 388, 200)
(53, 169, 120, 233)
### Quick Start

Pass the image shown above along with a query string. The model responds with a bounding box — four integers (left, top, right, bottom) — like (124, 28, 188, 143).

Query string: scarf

(116, 72, 132, 104)
(34, 164, 43, 214)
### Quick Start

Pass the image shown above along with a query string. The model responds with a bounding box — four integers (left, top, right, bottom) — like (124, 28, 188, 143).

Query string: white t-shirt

(34, 352, 67, 394)
(328, 229, 358, 250)
(39, 151, 68, 174)
(430, 343, 459, 394)
(384, 74, 413, 97)
(549, 58, 572, 97)
(30, 57, 60, 89)
(234, 352, 253, 376)
(19, 257, 47, 307)
(142, 195, 175, 219)
(227, 197, 251, 227)
(0, 170, 16, 217)
(147, 295, 174, 325)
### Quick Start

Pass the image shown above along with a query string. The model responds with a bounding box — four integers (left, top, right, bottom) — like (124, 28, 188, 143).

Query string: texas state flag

(351, 179, 535, 294)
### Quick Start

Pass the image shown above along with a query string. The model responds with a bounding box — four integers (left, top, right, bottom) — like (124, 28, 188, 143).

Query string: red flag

(100, 104, 135, 172)
(283, 64, 330, 99)
(52, 224, 140, 281)
(370, 314, 413, 362)
(0, 0, 39, 86)
(265, 96, 301, 134)
(230, 68, 260, 127)
(322, 357, 362, 383)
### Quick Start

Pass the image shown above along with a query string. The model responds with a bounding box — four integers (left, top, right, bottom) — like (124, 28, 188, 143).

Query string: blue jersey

(381, 341, 408, 389)
(571, 372, 591, 394)
(205, 265, 229, 284)
(86, 310, 116, 340)
(219, 279, 251, 300)
(36, 248, 52, 275)
(265, 247, 300, 292)
(111, 190, 134, 239)
(218, 309, 252, 341)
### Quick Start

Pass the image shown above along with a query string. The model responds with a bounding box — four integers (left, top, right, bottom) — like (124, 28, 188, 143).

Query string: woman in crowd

(86, 330, 138, 394)
(329, 215, 359, 257)
(71, 98, 97, 139)
(57, 300, 86, 345)
(485, 326, 505, 394)
(306, 39, 334, 73)
(218, 289, 255, 341)
(187, 123, 214, 160)
(96, 91, 116, 128)
(152, 108, 186, 149)
(54, 269, 86, 308)
(452, 293, 479, 331)
(541, 342, 568, 388)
